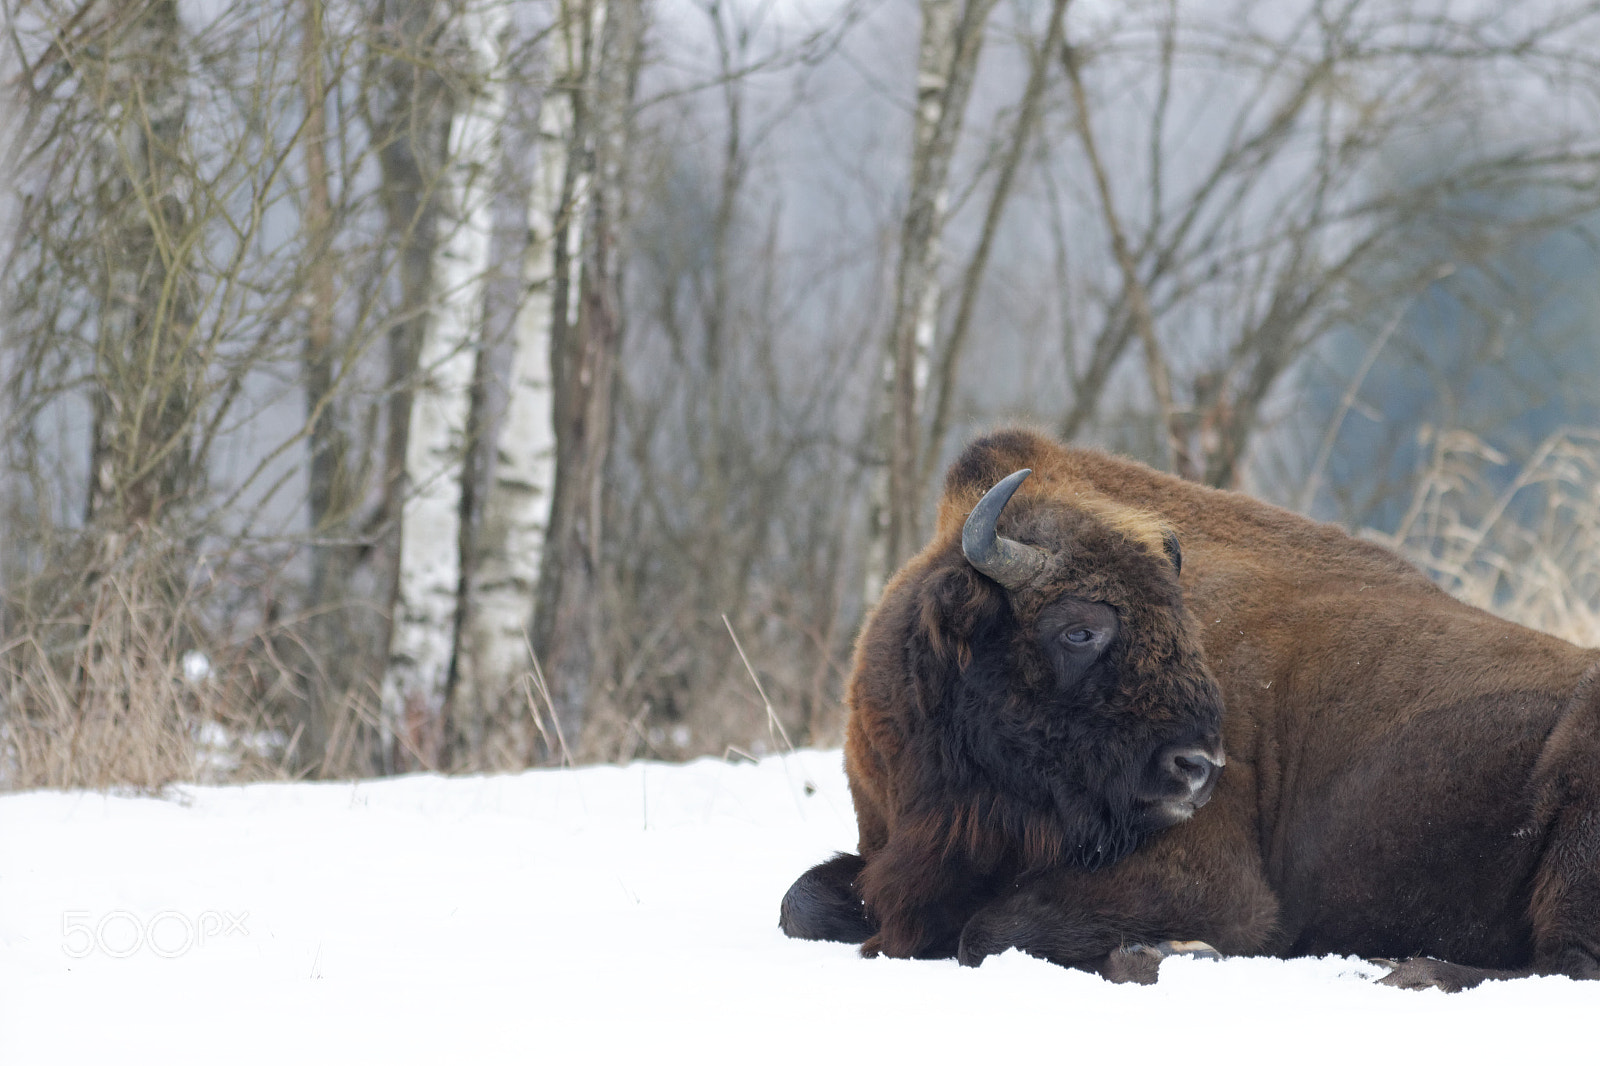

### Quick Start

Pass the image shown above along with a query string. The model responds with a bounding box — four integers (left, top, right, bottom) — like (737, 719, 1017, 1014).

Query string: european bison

(783, 428, 1600, 990)
(782, 444, 1227, 961)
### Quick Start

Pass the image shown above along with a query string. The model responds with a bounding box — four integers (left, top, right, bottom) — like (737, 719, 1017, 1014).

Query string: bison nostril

(1166, 749, 1219, 791)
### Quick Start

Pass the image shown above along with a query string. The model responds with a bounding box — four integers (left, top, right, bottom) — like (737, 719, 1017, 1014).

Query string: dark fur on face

(790, 455, 1224, 959)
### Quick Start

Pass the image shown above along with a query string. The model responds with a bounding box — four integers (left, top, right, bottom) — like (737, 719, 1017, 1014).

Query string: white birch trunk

(867, 0, 977, 603)
(557, 0, 600, 334)
(383, 0, 509, 766)
(908, 0, 957, 400)
(457, 48, 568, 748)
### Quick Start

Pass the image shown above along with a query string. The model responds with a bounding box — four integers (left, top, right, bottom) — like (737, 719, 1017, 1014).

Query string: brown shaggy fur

(796, 428, 1600, 988)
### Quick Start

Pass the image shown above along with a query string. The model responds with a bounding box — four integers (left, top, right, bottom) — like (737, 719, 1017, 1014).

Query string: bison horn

(962, 468, 1050, 590)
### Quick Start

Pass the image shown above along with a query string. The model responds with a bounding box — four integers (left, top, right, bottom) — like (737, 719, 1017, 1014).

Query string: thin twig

(722, 613, 794, 754)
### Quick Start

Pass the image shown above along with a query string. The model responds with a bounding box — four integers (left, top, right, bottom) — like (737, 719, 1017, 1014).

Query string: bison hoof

(1099, 945, 1164, 985)
(955, 921, 1012, 968)
(1372, 957, 1492, 992)
(1153, 939, 1223, 961)
(1099, 941, 1222, 985)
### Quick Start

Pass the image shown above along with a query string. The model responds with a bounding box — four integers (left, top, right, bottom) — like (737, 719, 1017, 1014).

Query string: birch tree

(371, 0, 471, 771)
(867, 0, 997, 597)
(453, 3, 561, 768)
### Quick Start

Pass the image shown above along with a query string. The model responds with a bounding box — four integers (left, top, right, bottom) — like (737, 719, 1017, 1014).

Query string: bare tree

(532, 0, 646, 755)
(299, 0, 357, 771)
(605, 0, 879, 758)
(924, 0, 1070, 483)
(1040, 1, 1600, 489)
(865, 0, 999, 596)
(76, 1, 199, 542)
(1, 0, 398, 784)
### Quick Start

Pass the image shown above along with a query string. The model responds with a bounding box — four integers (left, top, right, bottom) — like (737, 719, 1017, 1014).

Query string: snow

(2, 750, 1596, 1063)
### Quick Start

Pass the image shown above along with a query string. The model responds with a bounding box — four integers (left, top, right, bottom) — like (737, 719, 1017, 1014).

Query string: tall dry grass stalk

(1364, 427, 1600, 648)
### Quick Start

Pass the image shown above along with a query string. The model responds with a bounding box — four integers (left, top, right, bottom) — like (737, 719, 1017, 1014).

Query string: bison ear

(1162, 529, 1182, 577)
(915, 565, 993, 671)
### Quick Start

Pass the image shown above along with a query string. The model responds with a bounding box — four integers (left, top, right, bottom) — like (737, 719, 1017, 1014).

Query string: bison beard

(782, 428, 1600, 990)
(784, 456, 1225, 960)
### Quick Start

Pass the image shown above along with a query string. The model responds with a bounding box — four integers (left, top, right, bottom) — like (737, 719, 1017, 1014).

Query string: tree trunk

(369, 0, 454, 772)
(299, 0, 363, 775)
(924, 0, 1069, 483)
(1061, 37, 1192, 479)
(454, 4, 561, 769)
(384, 0, 510, 772)
(532, 0, 643, 759)
(869, 0, 996, 595)
(85, 0, 197, 541)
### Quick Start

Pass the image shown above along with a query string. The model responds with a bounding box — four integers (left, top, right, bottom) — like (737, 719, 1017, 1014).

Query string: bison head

(859, 467, 1225, 878)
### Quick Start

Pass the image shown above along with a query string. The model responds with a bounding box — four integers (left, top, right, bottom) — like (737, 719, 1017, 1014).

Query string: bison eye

(1038, 600, 1117, 678)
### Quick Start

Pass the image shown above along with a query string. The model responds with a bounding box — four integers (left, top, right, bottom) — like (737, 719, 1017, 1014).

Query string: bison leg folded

(955, 810, 1278, 978)
(779, 853, 875, 944)
(855, 836, 1007, 959)
(955, 897, 1224, 982)
(954, 877, 1163, 971)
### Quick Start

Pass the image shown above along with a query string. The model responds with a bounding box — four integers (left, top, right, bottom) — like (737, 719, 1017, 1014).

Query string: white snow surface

(2, 749, 1596, 1063)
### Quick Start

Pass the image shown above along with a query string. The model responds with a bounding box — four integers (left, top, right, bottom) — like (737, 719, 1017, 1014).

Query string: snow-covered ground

(2, 750, 1596, 1063)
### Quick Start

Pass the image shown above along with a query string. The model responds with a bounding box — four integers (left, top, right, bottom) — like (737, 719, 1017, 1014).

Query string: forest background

(5, 0, 1600, 789)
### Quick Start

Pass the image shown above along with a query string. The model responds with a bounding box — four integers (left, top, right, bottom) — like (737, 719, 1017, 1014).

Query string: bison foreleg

(953, 830, 1270, 981)
(959, 896, 1221, 982)
(955, 879, 1165, 973)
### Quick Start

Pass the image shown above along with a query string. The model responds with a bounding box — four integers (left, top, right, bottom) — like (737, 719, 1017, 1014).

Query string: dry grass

(1363, 427, 1600, 648)
(1, 532, 302, 791)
